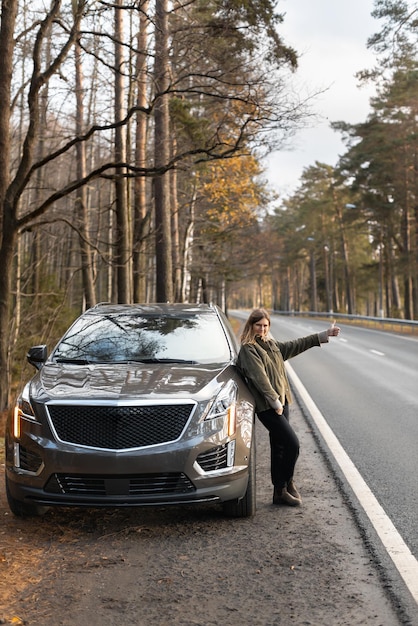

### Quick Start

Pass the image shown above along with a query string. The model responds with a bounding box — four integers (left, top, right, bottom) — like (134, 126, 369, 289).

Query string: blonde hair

(240, 308, 271, 344)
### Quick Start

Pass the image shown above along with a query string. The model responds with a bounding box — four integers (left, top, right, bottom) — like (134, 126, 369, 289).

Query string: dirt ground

(0, 403, 413, 626)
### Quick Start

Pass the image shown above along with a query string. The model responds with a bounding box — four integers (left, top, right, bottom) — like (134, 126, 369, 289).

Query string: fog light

(13, 442, 20, 468)
(227, 440, 236, 467)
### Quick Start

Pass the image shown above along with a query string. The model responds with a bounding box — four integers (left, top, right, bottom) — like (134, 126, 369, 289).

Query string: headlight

(13, 383, 36, 438)
(205, 381, 237, 436)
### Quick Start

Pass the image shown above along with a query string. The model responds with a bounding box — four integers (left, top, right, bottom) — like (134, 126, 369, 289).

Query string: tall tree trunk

(0, 0, 19, 412)
(154, 0, 173, 302)
(0, 208, 17, 413)
(171, 140, 182, 302)
(181, 185, 196, 303)
(309, 247, 317, 312)
(114, 0, 131, 303)
(133, 0, 150, 303)
(74, 30, 96, 309)
(334, 201, 354, 314)
(413, 202, 418, 318)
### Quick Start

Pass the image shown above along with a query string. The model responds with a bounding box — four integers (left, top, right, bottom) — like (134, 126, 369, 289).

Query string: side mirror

(27, 345, 48, 370)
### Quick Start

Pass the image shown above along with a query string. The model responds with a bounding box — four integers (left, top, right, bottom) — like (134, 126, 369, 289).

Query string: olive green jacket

(237, 333, 327, 414)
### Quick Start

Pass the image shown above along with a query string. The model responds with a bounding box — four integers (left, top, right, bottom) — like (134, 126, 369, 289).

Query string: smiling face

(253, 317, 270, 340)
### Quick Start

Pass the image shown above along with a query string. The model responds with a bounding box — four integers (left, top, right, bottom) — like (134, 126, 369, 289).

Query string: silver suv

(5, 303, 256, 518)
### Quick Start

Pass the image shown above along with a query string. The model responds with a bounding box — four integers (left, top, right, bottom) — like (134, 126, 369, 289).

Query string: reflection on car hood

(36, 362, 230, 400)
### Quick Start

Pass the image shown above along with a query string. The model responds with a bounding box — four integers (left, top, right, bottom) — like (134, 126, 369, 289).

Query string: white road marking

(286, 362, 418, 607)
(371, 349, 385, 356)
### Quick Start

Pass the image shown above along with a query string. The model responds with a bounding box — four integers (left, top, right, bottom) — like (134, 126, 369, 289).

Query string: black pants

(257, 405, 300, 489)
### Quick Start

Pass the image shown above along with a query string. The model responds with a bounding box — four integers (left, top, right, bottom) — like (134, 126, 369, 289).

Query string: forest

(0, 0, 417, 413)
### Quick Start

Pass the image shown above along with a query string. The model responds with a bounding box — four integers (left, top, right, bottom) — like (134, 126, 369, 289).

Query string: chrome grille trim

(45, 472, 196, 496)
(196, 444, 228, 471)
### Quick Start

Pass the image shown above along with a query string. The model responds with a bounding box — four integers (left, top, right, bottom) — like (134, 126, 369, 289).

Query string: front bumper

(6, 431, 250, 508)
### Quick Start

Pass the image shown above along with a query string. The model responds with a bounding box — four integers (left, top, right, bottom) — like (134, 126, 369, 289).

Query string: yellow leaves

(200, 154, 263, 234)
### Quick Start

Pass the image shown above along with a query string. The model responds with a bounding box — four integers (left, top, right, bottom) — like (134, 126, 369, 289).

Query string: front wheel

(222, 434, 256, 518)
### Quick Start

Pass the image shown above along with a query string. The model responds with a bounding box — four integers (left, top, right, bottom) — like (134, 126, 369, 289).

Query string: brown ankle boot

(287, 479, 302, 502)
(273, 486, 301, 506)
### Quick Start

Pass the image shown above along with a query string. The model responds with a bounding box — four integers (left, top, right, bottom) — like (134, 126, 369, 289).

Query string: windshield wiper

(54, 356, 198, 365)
(54, 357, 92, 365)
(123, 357, 198, 364)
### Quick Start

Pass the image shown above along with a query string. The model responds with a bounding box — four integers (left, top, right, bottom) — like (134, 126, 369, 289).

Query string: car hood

(34, 361, 231, 401)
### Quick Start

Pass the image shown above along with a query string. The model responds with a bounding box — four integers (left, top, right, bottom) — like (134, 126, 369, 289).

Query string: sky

(265, 0, 379, 198)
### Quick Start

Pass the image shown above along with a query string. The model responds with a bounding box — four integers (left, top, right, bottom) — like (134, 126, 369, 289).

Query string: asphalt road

(233, 311, 418, 606)
(245, 313, 418, 561)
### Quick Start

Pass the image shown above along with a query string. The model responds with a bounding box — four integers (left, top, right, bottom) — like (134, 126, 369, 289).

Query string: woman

(237, 308, 340, 506)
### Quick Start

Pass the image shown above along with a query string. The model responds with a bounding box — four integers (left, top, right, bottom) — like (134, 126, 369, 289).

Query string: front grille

(44, 472, 195, 496)
(19, 445, 43, 473)
(47, 403, 194, 449)
(197, 444, 228, 471)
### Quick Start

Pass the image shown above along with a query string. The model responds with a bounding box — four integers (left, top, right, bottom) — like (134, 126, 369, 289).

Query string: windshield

(51, 312, 232, 365)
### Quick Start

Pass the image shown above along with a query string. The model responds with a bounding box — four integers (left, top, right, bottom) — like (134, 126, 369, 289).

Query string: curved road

(232, 311, 418, 562)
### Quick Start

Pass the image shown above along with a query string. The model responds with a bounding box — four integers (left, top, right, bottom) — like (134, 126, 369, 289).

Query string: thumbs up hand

(327, 320, 341, 337)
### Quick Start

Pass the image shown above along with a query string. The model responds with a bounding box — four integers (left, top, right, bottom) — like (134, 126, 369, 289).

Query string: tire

(5, 475, 49, 518)
(222, 434, 256, 518)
